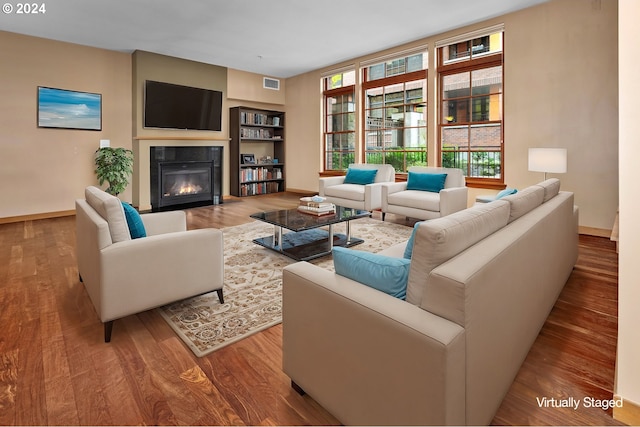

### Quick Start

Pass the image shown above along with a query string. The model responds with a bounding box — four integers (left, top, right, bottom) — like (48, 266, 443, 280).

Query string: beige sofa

(282, 179, 578, 425)
(75, 186, 224, 342)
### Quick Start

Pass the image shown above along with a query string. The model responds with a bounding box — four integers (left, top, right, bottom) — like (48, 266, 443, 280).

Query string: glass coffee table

(250, 205, 370, 261)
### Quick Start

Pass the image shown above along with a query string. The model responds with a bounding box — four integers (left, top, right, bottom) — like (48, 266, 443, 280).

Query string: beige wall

(0, 0, 618, 231)
(227, 68, 285, 105)
(616, 0, 640, 419)
(0, 31, 132, 218)
(285, 0, 618, 231)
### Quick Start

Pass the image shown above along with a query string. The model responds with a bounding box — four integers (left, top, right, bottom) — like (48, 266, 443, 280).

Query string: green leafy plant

(94, 147, 134, 196)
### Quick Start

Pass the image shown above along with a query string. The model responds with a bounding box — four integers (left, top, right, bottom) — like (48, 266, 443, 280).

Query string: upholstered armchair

(382, 166, 468, 220)
(75, 186, 224, 342)
(319, 164, 395, 211)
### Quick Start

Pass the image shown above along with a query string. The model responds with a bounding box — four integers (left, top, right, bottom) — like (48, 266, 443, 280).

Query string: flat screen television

(144, 80, 222, 131)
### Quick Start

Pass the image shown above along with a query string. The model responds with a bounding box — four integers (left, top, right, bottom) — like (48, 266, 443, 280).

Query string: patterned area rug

(157, 218, 412, 357)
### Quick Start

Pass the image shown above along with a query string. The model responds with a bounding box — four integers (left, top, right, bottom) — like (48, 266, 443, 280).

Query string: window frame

(322, 75, 356, 172)
(361, 67, 428, 173)
(437, 35, 504, 188)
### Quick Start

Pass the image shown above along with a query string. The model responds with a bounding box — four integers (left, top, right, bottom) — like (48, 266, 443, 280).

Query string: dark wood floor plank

(0, 349, 18, 425)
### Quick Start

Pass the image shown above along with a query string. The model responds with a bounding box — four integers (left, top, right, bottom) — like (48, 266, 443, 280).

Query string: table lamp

(528, 148, 567, 180)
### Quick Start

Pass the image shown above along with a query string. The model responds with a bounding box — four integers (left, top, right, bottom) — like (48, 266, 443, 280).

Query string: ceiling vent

(263, 77, 280, 90)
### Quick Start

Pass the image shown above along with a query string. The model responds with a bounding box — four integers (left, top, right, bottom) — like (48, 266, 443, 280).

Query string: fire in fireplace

(150, 146, 222, 211)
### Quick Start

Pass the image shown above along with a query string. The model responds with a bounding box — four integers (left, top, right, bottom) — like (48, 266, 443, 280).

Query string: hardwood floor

(0, 193, 623, 426)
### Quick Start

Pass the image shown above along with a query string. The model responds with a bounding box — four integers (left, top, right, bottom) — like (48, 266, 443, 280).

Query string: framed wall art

(37, 86, 102, 130)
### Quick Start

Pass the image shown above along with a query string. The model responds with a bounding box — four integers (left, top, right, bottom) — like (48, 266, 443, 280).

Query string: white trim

(435, 23, 505, 48)
(359, 44, 429, 68)
(321, 64, 356, 79)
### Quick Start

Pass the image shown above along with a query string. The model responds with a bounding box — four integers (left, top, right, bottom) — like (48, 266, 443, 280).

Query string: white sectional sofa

(282, 179, 578, 425)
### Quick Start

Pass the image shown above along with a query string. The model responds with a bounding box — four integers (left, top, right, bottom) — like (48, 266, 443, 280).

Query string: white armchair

(382, 166, 468, 220)
(319, 164, 395, 211)
(75, 186, 224, 342)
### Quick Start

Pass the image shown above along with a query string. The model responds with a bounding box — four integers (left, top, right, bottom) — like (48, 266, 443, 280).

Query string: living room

(1, 0, 639, 425)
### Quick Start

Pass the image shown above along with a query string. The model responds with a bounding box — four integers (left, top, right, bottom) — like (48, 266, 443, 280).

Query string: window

(363, 52, 428, 173)
(438, 30, 503, 185)
(323, 70, 356, 171)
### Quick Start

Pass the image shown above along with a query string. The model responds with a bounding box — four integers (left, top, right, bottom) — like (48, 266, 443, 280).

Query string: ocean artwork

(37, 87, 102, 130)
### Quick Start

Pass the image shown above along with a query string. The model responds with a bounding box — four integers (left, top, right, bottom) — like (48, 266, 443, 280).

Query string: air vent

(263, 77, 280, 90)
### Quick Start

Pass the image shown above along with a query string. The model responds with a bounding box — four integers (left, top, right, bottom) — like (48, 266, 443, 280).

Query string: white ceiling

(0, 0, 547, 78)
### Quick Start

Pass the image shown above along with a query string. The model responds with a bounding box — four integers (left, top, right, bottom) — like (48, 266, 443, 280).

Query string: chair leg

(104, 321, 114, 343)
(216, 289, 224, 304)
(382, 212, 386, 221)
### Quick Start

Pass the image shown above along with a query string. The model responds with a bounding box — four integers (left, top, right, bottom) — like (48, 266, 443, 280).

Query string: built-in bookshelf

(230, 106, 285, 197)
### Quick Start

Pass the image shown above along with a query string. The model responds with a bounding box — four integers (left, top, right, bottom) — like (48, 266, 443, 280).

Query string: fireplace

(150, 146, 222, 211)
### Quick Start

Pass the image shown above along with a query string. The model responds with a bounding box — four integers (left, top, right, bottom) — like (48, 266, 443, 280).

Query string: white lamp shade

(528, 148, 567, 174)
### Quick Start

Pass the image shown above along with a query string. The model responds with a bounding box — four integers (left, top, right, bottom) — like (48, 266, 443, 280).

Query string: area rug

(157, 218, 412, 357)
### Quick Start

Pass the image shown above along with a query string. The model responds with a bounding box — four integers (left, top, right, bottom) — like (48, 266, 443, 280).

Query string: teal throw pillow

(496, 188, 518, 199)
(403, 221, 423, 259)
(121, 202, 147, 239)
(343, 168, 378, 185)
(406, 172, 447, 193)
(333, 247, 410, 300)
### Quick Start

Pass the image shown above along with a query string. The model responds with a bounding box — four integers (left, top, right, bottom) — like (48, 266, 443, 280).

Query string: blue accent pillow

(406, 172, 447, 192)
(403, 221, 423, 259)
(121, 202, 147, 239)
(496, 188, 518, 199)
(343, 168, 378, 185)
(333, 247, 410, 300)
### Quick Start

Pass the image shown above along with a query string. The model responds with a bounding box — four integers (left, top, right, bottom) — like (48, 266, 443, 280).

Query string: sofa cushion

(388, 190, 441, 212)
(537, 178, 561, 202)
(84, 186, 131, 243)
(501, 185, 545, 223)
(121, 202, 147, 239)
(406, 172, 447, 193)
(405, 200, 510, 305)
(323, 184, 365, 201)
(333, 247, 410, 299)
(344, 168, 377, 185)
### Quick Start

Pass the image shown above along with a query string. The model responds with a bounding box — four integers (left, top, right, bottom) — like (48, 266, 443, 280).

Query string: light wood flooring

(0, 192, 623, 425)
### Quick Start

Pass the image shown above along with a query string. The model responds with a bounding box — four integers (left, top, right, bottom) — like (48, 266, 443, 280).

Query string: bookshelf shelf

(230, 106, 285, 197)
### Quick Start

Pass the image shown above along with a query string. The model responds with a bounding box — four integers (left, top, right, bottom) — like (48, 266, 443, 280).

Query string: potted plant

(94, 147, 134, 196)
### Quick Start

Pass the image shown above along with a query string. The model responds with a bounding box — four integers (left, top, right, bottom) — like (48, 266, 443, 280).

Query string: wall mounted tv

(144, 80, 222, 131)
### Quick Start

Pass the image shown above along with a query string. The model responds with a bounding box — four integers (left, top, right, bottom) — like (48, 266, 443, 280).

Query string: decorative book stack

(297, 197, 336, 216)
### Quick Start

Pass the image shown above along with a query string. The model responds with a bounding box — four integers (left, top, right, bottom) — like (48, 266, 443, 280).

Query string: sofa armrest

(318, 176, 346, 196)
(384, 181, 408, 195)
(362, 182, 387, 211)
(381, 181, 408, 211)
(141, 210, 187, 235)
(439, 186, 469, 217)
(99, 228, 224, 321)
(282, 262, 465, 426)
